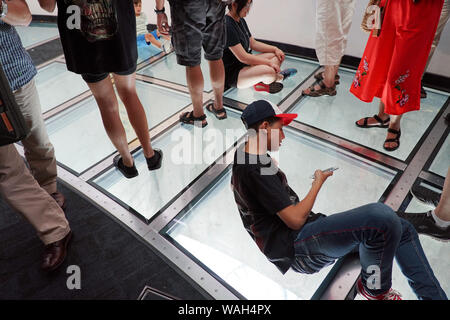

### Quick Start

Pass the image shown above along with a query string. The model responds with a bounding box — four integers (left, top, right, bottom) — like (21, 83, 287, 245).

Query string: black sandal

(314, 72, 340, 85)
(356, 114, 390, 128)
(302, 80, 337, 97)
(180, 111, 208, 128)
(383, 128, 401, 152)
(206, 102, 227, 120)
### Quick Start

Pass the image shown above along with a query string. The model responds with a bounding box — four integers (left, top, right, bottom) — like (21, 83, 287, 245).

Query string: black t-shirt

(56, 0, 137, 74)
(223, 15, 252, 72)
(231, 144, 300, 274)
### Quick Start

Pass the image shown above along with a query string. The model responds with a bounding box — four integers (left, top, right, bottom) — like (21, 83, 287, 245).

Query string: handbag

(0, 62, 30, 146)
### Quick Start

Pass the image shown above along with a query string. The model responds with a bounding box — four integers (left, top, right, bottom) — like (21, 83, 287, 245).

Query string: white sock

(430, 209, 450, 228)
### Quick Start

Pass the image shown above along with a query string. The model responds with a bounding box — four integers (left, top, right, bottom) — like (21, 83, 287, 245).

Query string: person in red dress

(351, 0, 444, 152)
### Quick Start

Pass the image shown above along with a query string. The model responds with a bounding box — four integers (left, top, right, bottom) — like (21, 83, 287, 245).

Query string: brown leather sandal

(302, 80, 337, 97)
(314, 72, 340, 85)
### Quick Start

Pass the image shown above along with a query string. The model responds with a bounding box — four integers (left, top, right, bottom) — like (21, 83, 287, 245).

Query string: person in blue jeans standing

(231, 99, 447, 300)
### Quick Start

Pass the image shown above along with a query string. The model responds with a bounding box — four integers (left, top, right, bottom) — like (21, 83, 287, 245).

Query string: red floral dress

(350, 0, 444, 115)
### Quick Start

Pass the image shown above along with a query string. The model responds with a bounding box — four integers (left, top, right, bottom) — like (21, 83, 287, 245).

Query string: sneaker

(356, 278, 402, 300)
(146, 149, 163, 171)
(410, 184, 441, 208)
(280, 68, 297, 80)
(113, 155, 139, 179)
(397, 210, 450, 242)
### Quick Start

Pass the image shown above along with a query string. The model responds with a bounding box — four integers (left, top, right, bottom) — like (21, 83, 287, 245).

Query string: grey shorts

(168, 0, 226, 67)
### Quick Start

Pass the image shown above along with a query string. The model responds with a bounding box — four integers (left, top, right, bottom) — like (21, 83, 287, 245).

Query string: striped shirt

(0, 20, 37, 91)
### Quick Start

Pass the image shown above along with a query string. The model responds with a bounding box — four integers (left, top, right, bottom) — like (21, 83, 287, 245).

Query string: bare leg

(112, 72, 155, 159)
(87, 77, 134, 167)
(237, 65, 283, 89)
(208, 59, 226, 118)
(186, 65, 207, 127)
(435, 167, 450, 221)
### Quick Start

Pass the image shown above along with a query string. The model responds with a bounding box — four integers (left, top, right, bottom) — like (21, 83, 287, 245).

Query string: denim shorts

(168, 0, 226, 66)
(81, 64, 137, 83)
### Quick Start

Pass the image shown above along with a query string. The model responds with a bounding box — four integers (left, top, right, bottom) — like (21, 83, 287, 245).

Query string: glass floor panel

(137, 44, 163, 65)
(429, 134, 450, 178)
(137, 52, 212, 92)
(92, 107, 247, 221)
(35, 62, 89, 113)
(290, 69, 449, 161)
(15, 22, 59, 49)
(224, 56, 319, 105)
(391, 183, 449, 300)
(164, 128, 396, 300)
(46, 81, 191, 174)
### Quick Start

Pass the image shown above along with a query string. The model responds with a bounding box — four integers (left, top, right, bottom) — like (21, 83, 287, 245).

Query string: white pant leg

(315, 0, 356, 66)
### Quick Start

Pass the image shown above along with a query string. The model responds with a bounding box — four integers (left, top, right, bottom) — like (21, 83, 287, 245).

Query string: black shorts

(225, 62, 248, 88)
(168, 0, 226, 67)
(81, 64, 137, 83)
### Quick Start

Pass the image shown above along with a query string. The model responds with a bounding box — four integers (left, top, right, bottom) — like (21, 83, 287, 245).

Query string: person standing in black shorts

(39, 0, 163, 179)
(155, 0, 228, 127)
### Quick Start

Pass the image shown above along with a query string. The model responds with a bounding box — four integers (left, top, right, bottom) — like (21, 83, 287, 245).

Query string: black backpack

(0, 62, 30, 146)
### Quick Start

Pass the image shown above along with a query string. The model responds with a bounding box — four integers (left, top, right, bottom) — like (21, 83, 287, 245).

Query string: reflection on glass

(429, 134, 450, 178)
(46, 81, 192, 174)
(138, 52, 213, 91)
(93, 108, 247, 221)
(15, 23, 59, 48)
(224, 56, 318, 105)
(35, 63, 89, 113)
(165, 129, 396, 299)
(137, 45, 163, 65)
(290, 69, 449, 161)
(391, 183, 449, 300)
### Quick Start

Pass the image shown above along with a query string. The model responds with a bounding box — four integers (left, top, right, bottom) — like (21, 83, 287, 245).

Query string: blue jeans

(292, 203, 447, 300)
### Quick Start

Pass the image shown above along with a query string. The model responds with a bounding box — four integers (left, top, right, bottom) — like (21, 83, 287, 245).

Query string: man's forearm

(155, 0, 165, 10)
(1, 0, 32, 26)
(38, 0, 56, 13)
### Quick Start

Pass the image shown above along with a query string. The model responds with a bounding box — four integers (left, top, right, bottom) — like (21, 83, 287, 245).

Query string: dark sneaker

(410, 184, 441, 208)
(113, 155, 139, 179)
(280, 68, 298, 80)
(146, 149, 163, 171)
(356, 277, 402, 300)
(397, 210, 450, 242)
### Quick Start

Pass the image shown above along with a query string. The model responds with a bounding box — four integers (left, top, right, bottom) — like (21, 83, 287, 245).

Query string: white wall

(27, 0, 450, 78)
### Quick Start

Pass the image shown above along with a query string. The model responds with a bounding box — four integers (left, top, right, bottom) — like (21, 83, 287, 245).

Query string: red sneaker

(356, 277, 402, 300)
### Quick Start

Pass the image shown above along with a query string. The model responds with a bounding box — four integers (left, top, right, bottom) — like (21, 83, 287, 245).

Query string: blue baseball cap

(241, 100, 297, 128)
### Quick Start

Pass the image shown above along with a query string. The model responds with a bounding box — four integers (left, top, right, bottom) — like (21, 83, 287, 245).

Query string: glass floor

(35, 62, 89, 114)
(137, 44, 164, 65)
(290, 69, 450, 161)
(163, 128, 397, 300)
(92, 107, 247, 221)
(429, 133, 450, 178)
(137, 52, 213, 92)
(390, 182, 450, 300)
(29, 42, 448, 299)
(224, 56, 319, 105)
(15, 22, 59, 49)
(45, 81, 192, 174)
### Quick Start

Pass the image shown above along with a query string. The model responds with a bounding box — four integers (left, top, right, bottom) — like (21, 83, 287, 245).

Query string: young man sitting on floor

(231, 99, 447, 300)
